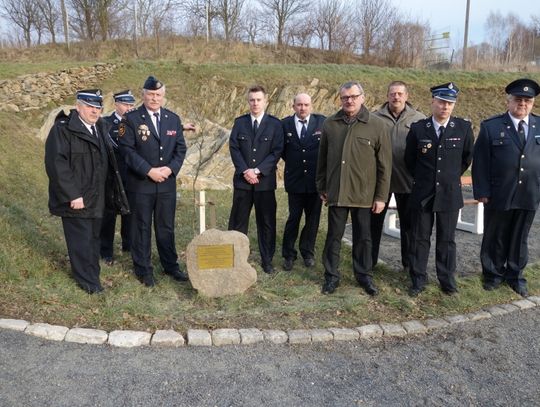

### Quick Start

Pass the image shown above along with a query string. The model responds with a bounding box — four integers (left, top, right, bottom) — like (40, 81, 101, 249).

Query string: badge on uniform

(422, 143, 432, 154)
(166, 130, 177, 137)
(138, 124, 151, 141)
(118, 123, 126, 137)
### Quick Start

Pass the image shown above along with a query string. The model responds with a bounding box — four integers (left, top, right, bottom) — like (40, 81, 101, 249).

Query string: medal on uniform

(138, 124, 150, 142)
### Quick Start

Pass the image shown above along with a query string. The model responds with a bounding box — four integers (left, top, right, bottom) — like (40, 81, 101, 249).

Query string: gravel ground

(347, 187, 540, 277)
(1, 308, 539, 406)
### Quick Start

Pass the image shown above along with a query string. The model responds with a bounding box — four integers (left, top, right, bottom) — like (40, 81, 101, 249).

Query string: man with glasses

(404, 83, 474, 297)
(472, 78, 540, 297)
(316, 81, 391, 296)
(45, 89, 129, 294)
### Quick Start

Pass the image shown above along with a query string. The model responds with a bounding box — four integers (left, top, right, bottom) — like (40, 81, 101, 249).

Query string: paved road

(1, 308, 539, 407)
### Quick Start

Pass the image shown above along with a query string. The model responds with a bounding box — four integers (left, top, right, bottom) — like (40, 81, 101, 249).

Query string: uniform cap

(113, 89, 136, 104)
(76, 89, 103, 108)
(143, 76, 164, 90)
(505, 78, 540, 98)
(430, 82, 459, 103)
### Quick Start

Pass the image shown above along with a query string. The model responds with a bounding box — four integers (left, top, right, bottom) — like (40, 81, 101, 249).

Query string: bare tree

(36, 0, 61, 44)
(182, 0, 220, 39)
(313, 0, 352, 51)
(241, 2, 262, 44)
(215, 0, 245, 41)
(259, 0, 308, 47)
(356, 0, 396, 57)
(1, 0, 39, 47)
(381, 19, 429, 67)
(69, 0, 97, 40)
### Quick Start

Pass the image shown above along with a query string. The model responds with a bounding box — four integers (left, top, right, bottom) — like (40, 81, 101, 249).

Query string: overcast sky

(394, 0, 533, 47)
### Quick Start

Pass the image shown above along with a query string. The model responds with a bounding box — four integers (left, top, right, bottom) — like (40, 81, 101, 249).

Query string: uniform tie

(253, 119, 258, 136)
(438, 125, 445, 139)
(91, 125, 98, 139)
(300, 119, 307, 139)
(153, 112, 160, 137)
(518, 120, 526, 146)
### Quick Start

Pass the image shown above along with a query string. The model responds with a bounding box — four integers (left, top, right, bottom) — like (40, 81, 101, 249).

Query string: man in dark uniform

(99, 90, 135, 265)
(281, 93, 325, 271)
(45, 89, 129, 294)
(371, 81, 425, 272)
(228, 85, 284, 274)
(472, 78, 540, 297)
(119, 76, 187, 287)
(404, 83, 474, 296)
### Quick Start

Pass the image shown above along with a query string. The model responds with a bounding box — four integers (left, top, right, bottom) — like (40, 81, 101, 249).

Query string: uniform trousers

(480, 208, 536, 289)
(99, 207, 131, 258)
(370, 193, 411, 268)
(408, 208, 459, 291)
(282, 192, 322, 261)
(322, 206, 372, 284)
(228, 188, 276, 266)
(62, 217, 103, 292)
(128, 191, 179, 278)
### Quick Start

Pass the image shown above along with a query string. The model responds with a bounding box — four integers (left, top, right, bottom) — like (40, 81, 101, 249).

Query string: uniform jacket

(316, 105, 392, 208)
(374, 103, 425, 194)
(472, 112, 540, 211)
(281, 113, 326, 193)
(404, 116, 474, 212)
(119, 105, 186, 194)
(104, 112, 128, 184)
(229, 113, 284, 191)
(45, 109, 129, 218)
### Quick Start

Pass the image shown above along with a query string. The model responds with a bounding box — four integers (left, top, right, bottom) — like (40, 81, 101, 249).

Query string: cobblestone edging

(1, 296, 539, 348)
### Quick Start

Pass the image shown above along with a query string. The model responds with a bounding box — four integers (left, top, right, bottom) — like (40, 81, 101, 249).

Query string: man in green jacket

(371, 81, 426, 272)
(316, 81, 392, 296)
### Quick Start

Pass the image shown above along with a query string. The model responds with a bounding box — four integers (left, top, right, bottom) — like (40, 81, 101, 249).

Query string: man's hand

(478, 197, 489, 204)
(183, 123, 196, 132)
(371, 200, 386, 214)
(243, 169, 259, 185)
(147, 167, 168, 183)
(158, 166, 172, 178)
(320, 193, 328, 205)
(70, 197, 84, 210)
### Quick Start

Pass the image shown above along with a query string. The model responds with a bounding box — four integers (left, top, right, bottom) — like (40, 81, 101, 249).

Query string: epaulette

(452, 116, 471, 122)
(161, 107, 178, 117)
(124, 107, 138, 116)
(483, 113, 505, 122)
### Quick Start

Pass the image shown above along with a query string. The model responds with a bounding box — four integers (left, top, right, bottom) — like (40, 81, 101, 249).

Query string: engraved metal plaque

(197, 244, 234, 270)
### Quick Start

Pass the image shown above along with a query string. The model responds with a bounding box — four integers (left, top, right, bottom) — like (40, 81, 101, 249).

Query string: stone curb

(1, 298, 538, 348)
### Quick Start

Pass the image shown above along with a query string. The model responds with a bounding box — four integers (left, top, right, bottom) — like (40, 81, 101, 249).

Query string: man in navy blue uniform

(45, 89, 129, 294)
(119, 76, 187, 287)
(281, 93, 325, 271)
(99, 90, 135, 265)
(472, 78, 540, 297)
(404, 83, 474, 296)
(228, 85, 284, 274)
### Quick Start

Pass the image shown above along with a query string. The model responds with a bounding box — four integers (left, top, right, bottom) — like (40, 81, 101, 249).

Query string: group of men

(45, 75, 540, 299)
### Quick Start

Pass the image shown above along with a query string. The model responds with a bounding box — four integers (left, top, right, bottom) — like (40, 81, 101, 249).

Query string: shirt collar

(508, 112, 529, 129)
(250, 112, 265, 124)
(432, 117, 450, 133)
(295, 114, 310, 125)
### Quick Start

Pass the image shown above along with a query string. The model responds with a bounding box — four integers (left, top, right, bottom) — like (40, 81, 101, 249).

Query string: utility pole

(462, 0, 471, 70)
(60, 0, 70, 52)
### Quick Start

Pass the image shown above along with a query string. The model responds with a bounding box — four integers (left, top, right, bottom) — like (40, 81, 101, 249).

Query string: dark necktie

(153, 112, 160, 137)
(438, 125, 445, 139)
(91, 125, 98, 139)
(300, 120, 307, 139)
(518, 120, 526, 146)
(253, 119, 258, 136)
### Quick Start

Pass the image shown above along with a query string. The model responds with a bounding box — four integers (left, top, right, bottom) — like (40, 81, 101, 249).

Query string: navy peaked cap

(76, 89, 103, 108)
(143, 76, 164, 90)
(430, 82, 459, 102)
(505, 78, 540, 98)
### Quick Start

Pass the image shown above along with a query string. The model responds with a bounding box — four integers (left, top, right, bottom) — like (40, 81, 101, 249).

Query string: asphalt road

(1, 308, 539, 407)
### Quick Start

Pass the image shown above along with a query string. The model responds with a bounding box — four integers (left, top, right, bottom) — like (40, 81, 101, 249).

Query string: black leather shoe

(303, 258, 315, 268)
(442, 287, 459, 296)
(359, 280, 379, 296)
(321, 280, 339, 295)
(102, 257, 114, 266)
(137, 274, 156, 287)
(165, 269, 189, 282)
(85, 285, 104, 294)
(483, 281, 501, 291)
(408, 286, 425, 297)
(283, 258, 294, 271)
(262, 263, 275, 274)
(509, 284, 529, 297)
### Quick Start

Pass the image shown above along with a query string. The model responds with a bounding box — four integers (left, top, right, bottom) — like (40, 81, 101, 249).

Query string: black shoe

(408, 286, 425, 297)
(322, 280, 339, 295)
(283, 258, 294, 271)
(359, 280, 379, 296)
(442, 287, 459, 296)
(84, 285, 104, 294)
(164, 269, 189, 282)
(303, 258, 315, 268)
(508, 283, 528, 297)
(483, 281, 501, 291)
(137, 274, 156, 287)
(262, 263, 275, 274)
